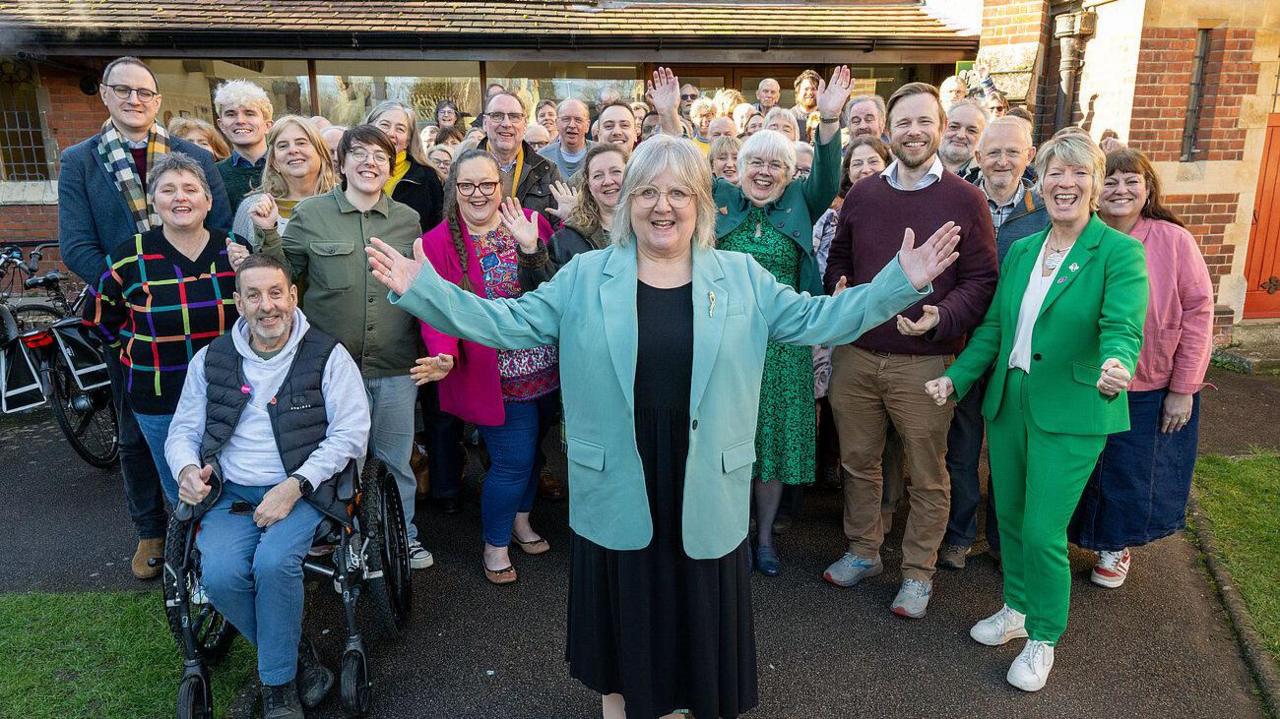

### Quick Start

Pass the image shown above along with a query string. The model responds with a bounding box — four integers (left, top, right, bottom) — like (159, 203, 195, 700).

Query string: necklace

(1043, 230, 1075, 272)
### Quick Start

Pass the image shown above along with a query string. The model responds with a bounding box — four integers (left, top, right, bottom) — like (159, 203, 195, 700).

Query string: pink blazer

(1128, 217, 1214, 394)
(418, 211, 553, 426)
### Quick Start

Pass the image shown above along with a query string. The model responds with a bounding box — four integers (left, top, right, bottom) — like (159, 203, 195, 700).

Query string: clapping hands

(411, 353, 455, 384)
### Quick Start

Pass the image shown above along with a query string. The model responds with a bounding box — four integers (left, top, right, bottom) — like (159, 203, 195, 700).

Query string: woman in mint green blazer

(926, 133, 1148, 694)
(370, 135, 960, 719)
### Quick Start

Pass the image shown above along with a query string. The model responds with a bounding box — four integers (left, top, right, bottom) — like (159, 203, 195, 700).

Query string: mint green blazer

(945, 214, 1148, 436)
(391, 242, 926, 558)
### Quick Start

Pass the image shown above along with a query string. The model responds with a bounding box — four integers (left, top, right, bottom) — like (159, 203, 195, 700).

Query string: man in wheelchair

(165, 253, 370, 718)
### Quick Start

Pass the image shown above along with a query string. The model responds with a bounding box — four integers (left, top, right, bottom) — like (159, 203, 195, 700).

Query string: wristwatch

(291, 474, 313, 498)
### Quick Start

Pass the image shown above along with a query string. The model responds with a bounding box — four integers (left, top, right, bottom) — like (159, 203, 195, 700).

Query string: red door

(1244, 113, 1280, 318)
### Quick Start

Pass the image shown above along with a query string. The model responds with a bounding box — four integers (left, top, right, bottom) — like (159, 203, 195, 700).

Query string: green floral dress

(718, 206, 815, 486)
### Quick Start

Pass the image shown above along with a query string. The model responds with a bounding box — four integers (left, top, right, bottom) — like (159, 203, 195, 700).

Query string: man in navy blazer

(57, 56, 231, 580)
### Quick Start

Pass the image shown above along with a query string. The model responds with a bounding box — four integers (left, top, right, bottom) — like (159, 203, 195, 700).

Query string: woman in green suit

(370, 134, 961, 719)
(926, 133, 1148, 693)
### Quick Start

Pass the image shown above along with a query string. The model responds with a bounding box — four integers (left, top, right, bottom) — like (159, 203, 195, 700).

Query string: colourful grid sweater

(85, 227, 239, 415)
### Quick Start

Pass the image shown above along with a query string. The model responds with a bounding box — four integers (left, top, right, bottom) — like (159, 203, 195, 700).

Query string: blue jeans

(135, 412, 178, 507)
(477, 394, 556, 548)
(197, 481, 323, 685)
(366, 375, 419, 544)
(943, 374, 999, 550)
(104, 351, 167, 539)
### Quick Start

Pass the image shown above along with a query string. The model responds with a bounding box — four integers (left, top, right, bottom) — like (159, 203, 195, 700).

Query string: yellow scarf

(384, 151, 410, 195)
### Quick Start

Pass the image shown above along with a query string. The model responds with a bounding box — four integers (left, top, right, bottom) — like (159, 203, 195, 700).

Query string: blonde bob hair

(611, 135, 717, 251)
(1033, 132, 1106, 210)
(364, 100, 430, 166)
(737, 129, 796, 184)
(258, 115, 339, 201)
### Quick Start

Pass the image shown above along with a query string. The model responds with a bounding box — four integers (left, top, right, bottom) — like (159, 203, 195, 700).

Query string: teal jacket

(946, 214, 1148, 436)
(713, 132, 841, 296)
(391, 242, 926, 558)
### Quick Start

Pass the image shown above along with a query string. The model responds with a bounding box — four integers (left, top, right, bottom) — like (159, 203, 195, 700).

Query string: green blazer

(391, 242, 926, 558)
(945, 214, 1148, 436)
(712, 132, 841, 296)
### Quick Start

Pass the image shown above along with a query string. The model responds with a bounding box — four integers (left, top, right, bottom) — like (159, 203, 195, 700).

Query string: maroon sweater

(824, 170, 997, 355)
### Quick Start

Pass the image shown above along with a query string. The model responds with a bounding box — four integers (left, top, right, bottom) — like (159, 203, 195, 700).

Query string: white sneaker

(1006, 639, 1055, 692)
(408, 541, 435, 570)
(969, 604, 1028, 646)
(1091, 548, 1131, 588)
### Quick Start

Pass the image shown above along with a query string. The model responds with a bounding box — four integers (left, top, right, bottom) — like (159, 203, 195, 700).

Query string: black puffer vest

(199, 326, 346, 515)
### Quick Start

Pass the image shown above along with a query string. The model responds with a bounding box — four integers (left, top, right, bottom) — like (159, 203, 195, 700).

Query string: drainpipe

(1054, 10, 1097, 129)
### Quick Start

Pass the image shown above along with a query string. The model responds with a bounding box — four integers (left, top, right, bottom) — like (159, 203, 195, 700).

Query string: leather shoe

(296, 636, 333, 709)
(131, 537, 164, 580)
(537, 468, 565, 500)
(438, 496, 461, 515)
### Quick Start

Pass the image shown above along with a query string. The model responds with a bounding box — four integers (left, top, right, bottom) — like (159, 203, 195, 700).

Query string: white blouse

(1008, 241, 1064, 372)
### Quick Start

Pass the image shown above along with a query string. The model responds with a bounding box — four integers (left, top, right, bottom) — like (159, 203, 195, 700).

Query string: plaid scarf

(95, 120, 170, 233)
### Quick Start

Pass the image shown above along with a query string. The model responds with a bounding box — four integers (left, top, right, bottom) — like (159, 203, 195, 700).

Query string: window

(145, 59, 311, 123)
(485, 62, 643, 116)
(0, 59, 51, 181)
(1181, 29, 1212, 162)
(314, 60, 481, 128)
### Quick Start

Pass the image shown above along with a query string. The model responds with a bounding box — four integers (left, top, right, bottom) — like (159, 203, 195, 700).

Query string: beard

(891, 134, 941, 170)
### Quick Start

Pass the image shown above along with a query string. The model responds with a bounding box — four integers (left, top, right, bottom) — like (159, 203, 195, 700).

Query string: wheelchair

(163, 457, 413, 718)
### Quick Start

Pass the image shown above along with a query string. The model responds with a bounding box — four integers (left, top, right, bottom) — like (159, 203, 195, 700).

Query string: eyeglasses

(486, 111, 526, 124)
(633, 186, 693, 209)
(980, 149, 1027, 160)
(457, 181, 500, 197)
(747, 158, 787, 173)
(348, 148, 391, 165)
(681, 94, 699, 101)
(103, 84, 158, 102)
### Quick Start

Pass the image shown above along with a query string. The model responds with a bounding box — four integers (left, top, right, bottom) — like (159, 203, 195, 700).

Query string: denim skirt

(1069, 388, 1201, 551)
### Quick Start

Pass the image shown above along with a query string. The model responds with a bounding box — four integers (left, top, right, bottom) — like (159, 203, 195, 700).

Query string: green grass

(0, 591, 255, 719)
(1195, 453, 1280, 661)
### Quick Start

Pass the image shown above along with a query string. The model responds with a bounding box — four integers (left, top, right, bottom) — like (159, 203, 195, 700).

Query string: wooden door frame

(1243, 112, 1280, 318)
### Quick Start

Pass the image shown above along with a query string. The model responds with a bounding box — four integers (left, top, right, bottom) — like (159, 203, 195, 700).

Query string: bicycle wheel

(13, 303, 63, 333)
(46, 353, 119, 468)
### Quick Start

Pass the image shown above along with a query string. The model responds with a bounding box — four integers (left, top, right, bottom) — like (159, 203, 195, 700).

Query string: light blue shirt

(880, 155, 945, 191)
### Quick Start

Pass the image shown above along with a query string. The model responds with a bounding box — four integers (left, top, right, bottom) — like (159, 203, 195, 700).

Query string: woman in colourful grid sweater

(85, 153, 241, 505)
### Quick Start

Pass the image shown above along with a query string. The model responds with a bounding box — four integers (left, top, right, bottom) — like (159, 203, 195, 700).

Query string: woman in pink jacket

(413, 148, 558, 585)
(1069, 147, 1214, 588)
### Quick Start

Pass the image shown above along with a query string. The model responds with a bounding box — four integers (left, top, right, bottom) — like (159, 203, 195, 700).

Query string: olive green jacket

(945, 214, 1148, 436)
(260, 187, 422, 378)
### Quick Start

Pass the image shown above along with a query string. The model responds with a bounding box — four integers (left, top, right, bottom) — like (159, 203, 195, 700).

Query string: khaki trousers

(829, 345, 955, 582)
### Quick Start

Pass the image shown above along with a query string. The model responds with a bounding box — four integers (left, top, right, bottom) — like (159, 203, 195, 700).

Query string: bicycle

(0, 243, 70, 332)
(0, 248, 119, 468)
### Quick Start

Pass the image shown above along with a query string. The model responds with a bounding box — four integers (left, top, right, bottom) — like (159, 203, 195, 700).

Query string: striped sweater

(85, 227, 239, 414)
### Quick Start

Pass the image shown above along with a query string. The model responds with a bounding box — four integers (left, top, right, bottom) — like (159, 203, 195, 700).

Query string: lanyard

(508, 147, 524, 199)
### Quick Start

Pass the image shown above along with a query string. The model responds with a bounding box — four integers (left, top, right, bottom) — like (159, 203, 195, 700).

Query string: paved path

(2, 368, 1274, 717)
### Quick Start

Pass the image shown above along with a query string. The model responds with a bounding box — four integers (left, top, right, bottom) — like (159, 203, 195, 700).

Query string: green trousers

(988, 369, 1106, 643)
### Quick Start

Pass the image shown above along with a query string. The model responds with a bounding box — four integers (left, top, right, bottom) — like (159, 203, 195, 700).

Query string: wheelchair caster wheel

(176, 672, 213, 719)
(339, 649, 371, 717)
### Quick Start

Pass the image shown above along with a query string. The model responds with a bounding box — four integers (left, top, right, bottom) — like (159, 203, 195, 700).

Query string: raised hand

(1097, 358, 1132, 397)
(648, 67, 680, 117)
(896, 305, 940, 337)
(815, 65, 854, 120)
(178, 463, 214, 505)
(547, 181, 579, 221)
(367, 236, 425, 296)
(897, 222, 962, 291)
(248, 193, 279, 230)
(225, 238, 250, 270)
(499, 198, 541, 253)
(924, 376, 955, 406)
(411, 353, 455, 385)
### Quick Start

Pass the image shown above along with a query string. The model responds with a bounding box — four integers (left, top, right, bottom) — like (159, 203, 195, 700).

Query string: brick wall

(981, 0, 1050, 46)
(1130, 27, 1259, 162)
(1165, 192, 1238, 293)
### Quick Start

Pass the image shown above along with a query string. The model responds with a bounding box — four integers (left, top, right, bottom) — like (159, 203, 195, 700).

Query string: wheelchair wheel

(176, 671, 213, 719)
(163, 518, 237, 663)
(357, 459, 413, 636)
(339, 648, 371, 717)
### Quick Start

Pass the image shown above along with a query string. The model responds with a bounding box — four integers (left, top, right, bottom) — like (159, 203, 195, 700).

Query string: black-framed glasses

(485, 111, 525, 124)
(681, 93, 699, 101)
(103, 84, 158, 102)
(457, 181, 500, 197)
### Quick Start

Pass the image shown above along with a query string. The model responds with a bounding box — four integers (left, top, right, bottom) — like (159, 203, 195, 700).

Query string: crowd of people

(58, 55, 1214, 719)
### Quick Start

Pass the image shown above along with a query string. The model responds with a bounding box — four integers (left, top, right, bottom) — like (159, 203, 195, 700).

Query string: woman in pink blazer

(1069, 147, 1214, 588)
(414, 148, 558, 586)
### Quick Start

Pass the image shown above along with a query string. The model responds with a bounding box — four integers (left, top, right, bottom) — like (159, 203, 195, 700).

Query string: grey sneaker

(890, 578, 932, 619)
(822, 552, 882, 588)
(938, 543, 970, 570)
(408, 541, 434, 570)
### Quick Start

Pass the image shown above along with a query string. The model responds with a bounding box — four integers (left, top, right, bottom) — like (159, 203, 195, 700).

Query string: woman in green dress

(709, 67, 852, 575)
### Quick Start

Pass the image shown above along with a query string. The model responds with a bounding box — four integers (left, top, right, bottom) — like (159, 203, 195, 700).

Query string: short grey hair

(1033, 133, 1107, 210)
(557, 98, 590, 118)
(146, 152, 211, 199)
(978, 116, 1033, 150)
(737, 129, 797, 182)
(762, 107, 799, 139)
(947, 99, 991, 125)
(612, 135, 717, 251)
(844, 94, 886, 124)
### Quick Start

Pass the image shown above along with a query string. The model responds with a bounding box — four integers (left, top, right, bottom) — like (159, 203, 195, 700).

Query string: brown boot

(410, 443, 431, 499)
(132, 537, 165, 580)
(537, 468, 565, 501)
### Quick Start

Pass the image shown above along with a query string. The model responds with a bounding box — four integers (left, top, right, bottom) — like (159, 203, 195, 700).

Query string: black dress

(567, 281, 758, 719)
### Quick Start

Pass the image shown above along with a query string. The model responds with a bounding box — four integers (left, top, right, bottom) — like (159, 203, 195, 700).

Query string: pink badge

(240, 384, 251, 394)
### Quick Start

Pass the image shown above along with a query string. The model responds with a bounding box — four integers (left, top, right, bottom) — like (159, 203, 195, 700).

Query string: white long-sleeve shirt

(1008, 241, 1062, 373)
(165, 308, 370, 489)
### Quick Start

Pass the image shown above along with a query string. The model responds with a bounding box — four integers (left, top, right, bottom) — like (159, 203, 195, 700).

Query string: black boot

(261, 680, 303, 719)
(297, 636, 334, 709)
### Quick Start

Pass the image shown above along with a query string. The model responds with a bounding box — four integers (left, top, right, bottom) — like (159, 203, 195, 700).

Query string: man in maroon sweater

(822, 82, 998, 619)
